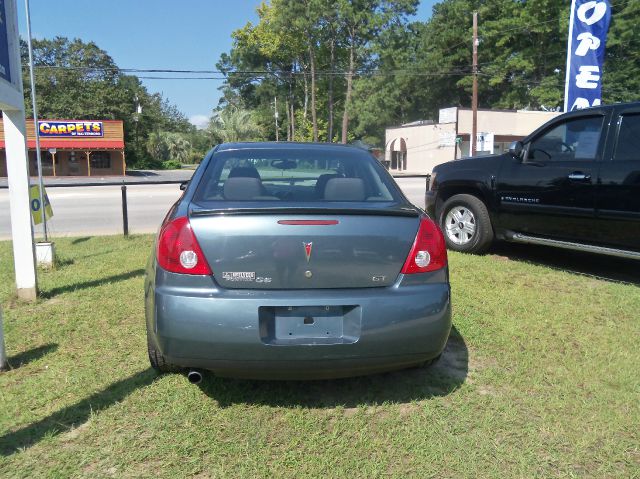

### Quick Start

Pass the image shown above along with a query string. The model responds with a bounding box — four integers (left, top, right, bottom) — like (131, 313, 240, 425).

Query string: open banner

(564, 0, 612, 111)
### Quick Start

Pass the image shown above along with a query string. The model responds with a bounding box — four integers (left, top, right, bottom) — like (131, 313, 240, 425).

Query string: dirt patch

(61, 421, 90, 442)
(468, 354, 498, 373)
(477, 385, 498, 396)
(343, 407, 359, 417)
(432, 337, 468, 381)
(397, 403, 419, 416)
(43, 297, 64, 307)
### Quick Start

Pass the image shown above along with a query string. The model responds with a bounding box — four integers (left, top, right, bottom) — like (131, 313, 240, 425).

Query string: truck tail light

(401, 217, 447, 274)
(157, 216, 212, 275)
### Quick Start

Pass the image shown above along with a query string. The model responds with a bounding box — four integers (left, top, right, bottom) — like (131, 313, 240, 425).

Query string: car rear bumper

(147, 270, 451, 379)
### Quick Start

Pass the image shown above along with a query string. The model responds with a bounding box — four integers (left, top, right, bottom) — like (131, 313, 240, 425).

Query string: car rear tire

(147, 330, 178, 373)
(439, 194, 493, 254)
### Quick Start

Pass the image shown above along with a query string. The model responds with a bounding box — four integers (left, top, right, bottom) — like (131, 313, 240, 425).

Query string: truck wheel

(439, 194, 493, 254)
(147, 329, 178, 373)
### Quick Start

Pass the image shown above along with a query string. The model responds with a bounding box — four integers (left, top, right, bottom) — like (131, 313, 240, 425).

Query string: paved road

(0, 177, 428, 240)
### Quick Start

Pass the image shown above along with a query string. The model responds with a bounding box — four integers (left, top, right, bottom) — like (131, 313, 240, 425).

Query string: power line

(27, 64, 473, 76)
(26, 64, 474, 80)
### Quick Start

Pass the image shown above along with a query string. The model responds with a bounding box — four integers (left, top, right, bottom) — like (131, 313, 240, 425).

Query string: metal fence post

(121, 184, 129, 236)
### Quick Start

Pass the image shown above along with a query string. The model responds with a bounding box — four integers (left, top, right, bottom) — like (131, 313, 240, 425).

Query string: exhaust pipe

(186, 370, 203, 384)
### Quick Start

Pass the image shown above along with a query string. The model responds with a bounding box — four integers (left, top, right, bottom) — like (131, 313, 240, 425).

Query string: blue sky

(17, 0, 438, 127)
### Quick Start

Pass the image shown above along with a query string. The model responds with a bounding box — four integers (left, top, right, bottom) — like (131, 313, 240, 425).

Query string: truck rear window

(614, 113, 640, 161)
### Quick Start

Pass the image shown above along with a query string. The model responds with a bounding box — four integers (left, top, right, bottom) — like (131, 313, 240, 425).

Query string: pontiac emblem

(303, 242, 313, 262)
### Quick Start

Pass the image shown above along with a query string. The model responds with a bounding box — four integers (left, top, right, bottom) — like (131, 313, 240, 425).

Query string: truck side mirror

(508, 141, 523, 158)
(179, 181, 189, 191)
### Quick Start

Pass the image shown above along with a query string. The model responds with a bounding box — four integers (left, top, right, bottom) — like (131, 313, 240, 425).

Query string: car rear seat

(323, 178, 366, 201)
(314, 173, 342, 198)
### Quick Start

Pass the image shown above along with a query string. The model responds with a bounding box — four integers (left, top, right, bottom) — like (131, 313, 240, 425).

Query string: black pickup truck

(426, 102, 640, 259)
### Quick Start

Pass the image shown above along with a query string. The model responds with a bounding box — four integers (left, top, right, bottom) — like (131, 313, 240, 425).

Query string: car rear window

(193, 148, 399, 203)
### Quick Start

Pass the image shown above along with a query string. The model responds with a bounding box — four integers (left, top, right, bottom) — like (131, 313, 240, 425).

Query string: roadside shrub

(162, 159, 182, 170)
(188, 151, 205, 164)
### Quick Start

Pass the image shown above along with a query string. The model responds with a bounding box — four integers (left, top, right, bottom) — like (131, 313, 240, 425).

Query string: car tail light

(157, 216, 212, 275)
(401, 217, 447, 274)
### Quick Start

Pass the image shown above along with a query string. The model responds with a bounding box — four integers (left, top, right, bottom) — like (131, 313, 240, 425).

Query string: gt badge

(303, 242, 313, 262)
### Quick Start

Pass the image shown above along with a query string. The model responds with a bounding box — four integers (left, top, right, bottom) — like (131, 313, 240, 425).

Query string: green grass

(0, 236, 638, 478)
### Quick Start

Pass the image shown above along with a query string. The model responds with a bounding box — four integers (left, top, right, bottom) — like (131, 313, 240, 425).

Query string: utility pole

(471, 11, 478, 157)
(273, 97, 279, 142)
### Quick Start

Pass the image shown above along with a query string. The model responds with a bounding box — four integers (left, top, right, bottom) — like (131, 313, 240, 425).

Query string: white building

(385, 107, 561, 174)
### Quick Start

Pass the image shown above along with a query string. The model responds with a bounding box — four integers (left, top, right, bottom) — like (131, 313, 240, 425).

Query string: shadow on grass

(71, 237, 91, 245)
(72, 249, 118, 261)
(6, 344, 58, 370)
(41, 269, 146, 299)
(53, 257, 75, 268)
(491, 242, 640, 286)
(0, 368, 156, 456)
(197, 326, 468, 408)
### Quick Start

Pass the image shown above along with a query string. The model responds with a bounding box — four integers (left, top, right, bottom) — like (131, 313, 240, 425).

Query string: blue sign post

(564, 0, 612, 112)
(0, 0, 12, 83)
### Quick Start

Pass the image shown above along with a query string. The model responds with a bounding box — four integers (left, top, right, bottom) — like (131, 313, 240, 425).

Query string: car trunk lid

(189, 206, 420, 289)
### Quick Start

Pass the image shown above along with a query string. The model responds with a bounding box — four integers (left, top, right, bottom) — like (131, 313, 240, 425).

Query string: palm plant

(208, 108, 263, 143)
(146, 131, 192, 163)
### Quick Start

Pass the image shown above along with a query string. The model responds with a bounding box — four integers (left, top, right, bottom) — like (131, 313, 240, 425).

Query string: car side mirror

(508, 141, 523, 158)
(179, 181, 189, 191)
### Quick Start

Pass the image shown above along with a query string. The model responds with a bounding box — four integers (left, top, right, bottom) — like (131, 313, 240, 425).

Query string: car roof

(216, 142, 372, 153)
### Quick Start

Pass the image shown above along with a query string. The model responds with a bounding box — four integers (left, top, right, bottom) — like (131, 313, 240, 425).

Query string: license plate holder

(259, 305, 361, 345)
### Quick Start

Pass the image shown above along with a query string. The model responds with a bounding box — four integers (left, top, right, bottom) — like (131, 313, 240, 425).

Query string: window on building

(90, 151, 111, 169)
(614, 113, 640, 161)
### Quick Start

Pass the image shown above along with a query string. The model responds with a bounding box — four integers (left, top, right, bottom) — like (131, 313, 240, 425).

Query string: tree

(146, 131, 192, 164)
(603, 0, 640, 103)
(216, 0, 640, 148)
(349, 20, 420, 144)
(21, 36, 194, 168)
(219, 0, 417, 144)
(208, 107, 263, 143)
(336, 0, 418, 143)
(219, 1, 305, 141)
(21, 36, 124, 120)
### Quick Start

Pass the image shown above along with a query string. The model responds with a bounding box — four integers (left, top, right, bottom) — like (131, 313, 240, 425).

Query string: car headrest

(223, 177, 263, 200)
(323, 178, 366, 201)
(228, 166, 261, 179)
(315, 173, 342, 195)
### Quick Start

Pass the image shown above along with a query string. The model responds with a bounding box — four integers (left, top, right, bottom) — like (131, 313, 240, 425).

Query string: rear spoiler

(190, 206, 420, 218)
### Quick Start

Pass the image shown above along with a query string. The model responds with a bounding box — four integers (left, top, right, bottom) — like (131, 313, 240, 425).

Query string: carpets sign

(38, 121, 104, 137)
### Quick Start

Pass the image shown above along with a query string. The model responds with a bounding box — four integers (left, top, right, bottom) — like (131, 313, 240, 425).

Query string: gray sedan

(145, 142, 451, 381)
